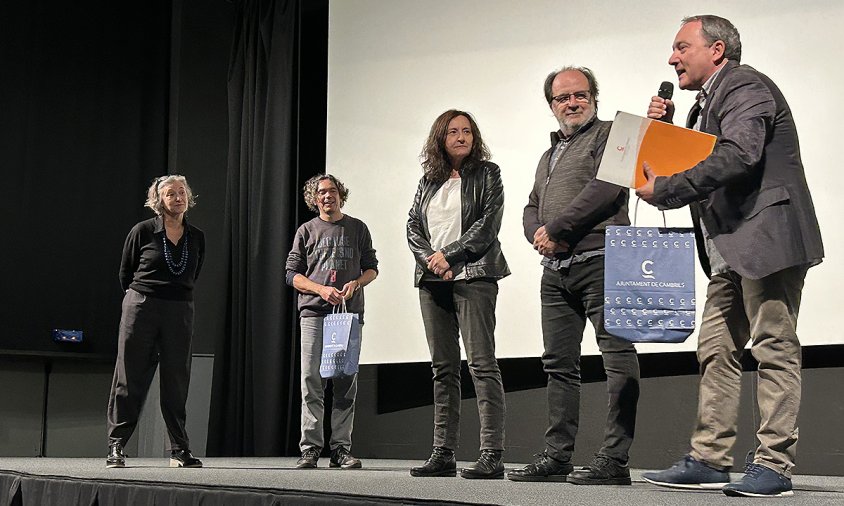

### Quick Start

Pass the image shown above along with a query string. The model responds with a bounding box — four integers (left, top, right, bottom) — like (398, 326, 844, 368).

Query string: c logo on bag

(331, 332, 337, 344)
(641, 260, 655, 279)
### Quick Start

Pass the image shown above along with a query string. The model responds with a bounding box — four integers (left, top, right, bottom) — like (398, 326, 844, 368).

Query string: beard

(557, 105, 596, 136)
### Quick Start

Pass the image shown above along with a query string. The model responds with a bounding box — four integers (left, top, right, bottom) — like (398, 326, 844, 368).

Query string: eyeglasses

(552, 91, 590, 105)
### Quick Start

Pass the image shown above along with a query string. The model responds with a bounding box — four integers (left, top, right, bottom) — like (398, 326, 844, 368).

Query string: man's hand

(339, 280, 359, 301)
(441, 269, 454, 281)
(318, 285, 344, 305)
(648, 95, 675, 123)
(635, 162, 658, 204)
(426, 251, 451, 276)
(533, 226, 568, 257)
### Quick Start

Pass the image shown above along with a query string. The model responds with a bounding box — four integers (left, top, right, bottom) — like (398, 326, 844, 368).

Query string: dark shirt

(119, 216, 205, 301)
(285, 215, 378, 321)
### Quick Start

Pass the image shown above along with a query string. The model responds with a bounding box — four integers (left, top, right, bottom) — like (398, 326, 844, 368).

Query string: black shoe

(106, 441, 126, 468)
(170, 449, 202, 468)
(296, 446, 321, 468)
(461, 449, 504, 479)
(330, 447, 362, 469)
(506, 451, 573, 482)
(568, 454, 632, 485)
(410, 447, 456, 477)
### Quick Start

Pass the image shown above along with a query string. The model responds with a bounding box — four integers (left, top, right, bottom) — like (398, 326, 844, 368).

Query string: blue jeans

(419, 279, 505, 451)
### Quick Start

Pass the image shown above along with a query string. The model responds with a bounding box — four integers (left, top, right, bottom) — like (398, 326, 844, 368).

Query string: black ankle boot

(410, 447, 456, 477)
(460, 449, 504, 479)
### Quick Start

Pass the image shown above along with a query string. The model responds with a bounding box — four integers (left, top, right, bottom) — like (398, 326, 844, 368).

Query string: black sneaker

(568, 454, 632, 485)
(296, 446, 321, 468)
(506, 451, 573, 482)
(410, 447, 456, 477)
(330, 447, 362, 469)
(106, 441, 126, 468)
(170, 449, 203, 468)
(461, 449, 504, 479)
(723, 463, 793, 497)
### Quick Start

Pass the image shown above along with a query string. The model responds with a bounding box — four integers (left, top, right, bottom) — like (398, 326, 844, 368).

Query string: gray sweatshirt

(285, 215, 378, 321)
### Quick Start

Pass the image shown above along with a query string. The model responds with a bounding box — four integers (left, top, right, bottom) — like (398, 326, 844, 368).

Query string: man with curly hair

(285, 174, 378, 469)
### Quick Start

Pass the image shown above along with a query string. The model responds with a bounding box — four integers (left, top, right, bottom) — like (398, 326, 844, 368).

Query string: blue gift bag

(604, 226, 696, 343)
(320, 304, 362, 378)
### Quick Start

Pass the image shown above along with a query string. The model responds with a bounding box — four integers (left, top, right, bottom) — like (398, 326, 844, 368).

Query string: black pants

(541, 257, 640, 463)
(106, 289, 194, 451)
(418, 279, 505, 451)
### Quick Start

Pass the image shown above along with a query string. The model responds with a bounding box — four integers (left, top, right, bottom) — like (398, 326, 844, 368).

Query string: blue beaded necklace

(162, 232, 189, 276)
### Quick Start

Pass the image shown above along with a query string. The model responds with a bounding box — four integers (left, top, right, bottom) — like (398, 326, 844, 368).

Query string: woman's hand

(425, 251, 451, 276)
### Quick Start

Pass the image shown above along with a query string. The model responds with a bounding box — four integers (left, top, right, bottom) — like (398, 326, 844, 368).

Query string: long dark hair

(420, 109, 490, 184)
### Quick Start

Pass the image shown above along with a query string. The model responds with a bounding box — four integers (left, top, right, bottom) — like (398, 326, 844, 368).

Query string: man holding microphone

(636, 15, 823, 498)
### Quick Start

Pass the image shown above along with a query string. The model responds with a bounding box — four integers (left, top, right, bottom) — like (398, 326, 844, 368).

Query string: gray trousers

(690, 265, 807, 478)
(107, 289, 194, 451)
(299, 315, 358, 452)
(418, 279, 505, 451)
(540, 258, 640, 464)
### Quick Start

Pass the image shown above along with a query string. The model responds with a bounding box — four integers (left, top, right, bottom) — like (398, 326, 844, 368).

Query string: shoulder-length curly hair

(302, 174, 350, 213)
(420, 109, 490, 184)
(145, 174, 197, 215)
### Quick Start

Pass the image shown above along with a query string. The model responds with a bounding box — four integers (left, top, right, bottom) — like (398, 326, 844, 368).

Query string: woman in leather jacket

(407, 109, 509, 480)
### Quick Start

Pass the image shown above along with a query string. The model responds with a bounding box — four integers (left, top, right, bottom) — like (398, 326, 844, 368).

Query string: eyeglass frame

(551, 90, 591, 105)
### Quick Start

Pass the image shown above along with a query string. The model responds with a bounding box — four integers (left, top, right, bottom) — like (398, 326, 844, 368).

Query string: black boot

(460, 449, 504, 479)
(410, 447, 456, 477)
(106, 440, 126, 468)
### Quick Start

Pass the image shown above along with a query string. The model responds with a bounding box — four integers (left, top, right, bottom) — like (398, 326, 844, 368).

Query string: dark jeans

(541, 257, 639, 463)
(419, 279, 505, 451)
(106, 289, 194, 451)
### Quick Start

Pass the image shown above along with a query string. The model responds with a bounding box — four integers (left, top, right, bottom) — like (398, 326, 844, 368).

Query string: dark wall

(0, 2, 171, 356)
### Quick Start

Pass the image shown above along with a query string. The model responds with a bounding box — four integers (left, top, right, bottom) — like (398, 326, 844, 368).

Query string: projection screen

(325, 0, 842, 364)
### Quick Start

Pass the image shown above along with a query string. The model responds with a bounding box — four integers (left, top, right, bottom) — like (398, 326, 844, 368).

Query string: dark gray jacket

(653, 60, 824, 279)
(407, 160, 510, 287)
(523, 118, 629, 255)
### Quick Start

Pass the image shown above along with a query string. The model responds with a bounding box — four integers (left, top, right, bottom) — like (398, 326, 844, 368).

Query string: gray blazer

(653, 60, 823, 279)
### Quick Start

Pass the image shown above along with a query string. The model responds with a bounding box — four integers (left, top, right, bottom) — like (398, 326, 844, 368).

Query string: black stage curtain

(208, 0, 320, 457)
(0, 1, 170, 356)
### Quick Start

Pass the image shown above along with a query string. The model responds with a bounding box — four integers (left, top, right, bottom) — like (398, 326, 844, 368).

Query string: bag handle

(332, 300, 348, 314)
(632, 197, 667, 228)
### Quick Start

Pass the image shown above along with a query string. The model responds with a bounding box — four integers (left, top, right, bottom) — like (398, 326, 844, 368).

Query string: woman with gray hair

(105, 174, 205, 468)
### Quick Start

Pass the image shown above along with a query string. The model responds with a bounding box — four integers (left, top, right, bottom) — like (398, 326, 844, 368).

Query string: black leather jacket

(407, 160, 510, 287)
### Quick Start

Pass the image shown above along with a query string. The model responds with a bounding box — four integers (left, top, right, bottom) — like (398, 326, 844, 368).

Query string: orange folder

(596, 111, 716, 188)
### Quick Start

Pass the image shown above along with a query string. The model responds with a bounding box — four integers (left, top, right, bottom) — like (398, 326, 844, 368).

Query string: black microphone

(658, 81, 674, 100)
(656, 81, 674, 122)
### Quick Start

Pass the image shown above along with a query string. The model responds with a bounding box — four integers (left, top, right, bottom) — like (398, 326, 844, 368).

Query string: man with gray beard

(507, 67, 640, 485)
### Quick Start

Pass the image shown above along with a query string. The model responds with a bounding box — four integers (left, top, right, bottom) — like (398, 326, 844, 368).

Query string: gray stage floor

(1, 457, 843, 505)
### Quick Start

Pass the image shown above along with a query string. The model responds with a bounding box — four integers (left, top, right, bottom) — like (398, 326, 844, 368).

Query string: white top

(427, 177, 465, 280)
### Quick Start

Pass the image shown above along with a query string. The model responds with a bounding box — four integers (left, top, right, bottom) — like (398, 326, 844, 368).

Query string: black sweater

(119, 216, 205, 301)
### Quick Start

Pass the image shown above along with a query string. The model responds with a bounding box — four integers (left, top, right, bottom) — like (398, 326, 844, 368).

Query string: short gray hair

(145, 174, 196, 215)
(543, 66, 599, 109)
(682, 15, 742, 63)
